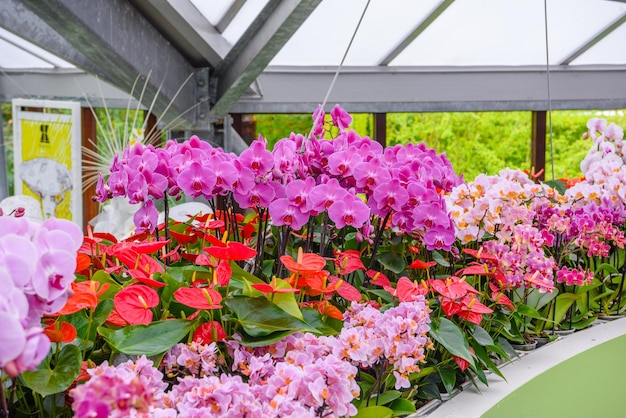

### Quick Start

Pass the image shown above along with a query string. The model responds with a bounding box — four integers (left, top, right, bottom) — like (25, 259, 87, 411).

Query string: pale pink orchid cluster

(0, 214, 82, 377)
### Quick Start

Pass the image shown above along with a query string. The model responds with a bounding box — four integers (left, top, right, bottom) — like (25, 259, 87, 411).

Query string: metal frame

(3, 0, 207, 130)
(230, 65, 626, 114)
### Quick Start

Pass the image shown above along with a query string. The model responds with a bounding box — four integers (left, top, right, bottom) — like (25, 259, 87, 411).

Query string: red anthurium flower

(489, 282, 515, 312)
(214, 260, 232, 286)
(44, 321, 77, 343)
(193, 321, 227, 343)
(174, 287, 223, 310)
(395, 277, 429, 302)
(431, 276, 479, 299)
(328, 276, 362, 302)
(76, 253, 91, 272)
(408, 259, 437, 269)
(333, 249, 365, 275)
(169, 229, 198, 244)
(56, 281, 107, 315)
(252, 277, 299, 294)
(113, 249, 163, 275)
(127, 268, 166, 288)
(456, 262, 495, 277)
(281, 248, 326, 275)
(205, 241, 257, 261)
(367, 270, 391, 287)
(114, 285, 159, 325)
(106, 309, 127, 327)
(463, 247, 498, 264)
(452, 348, 474, 371)
(456, 294, 493, 325)
(302, 301, 343, 320)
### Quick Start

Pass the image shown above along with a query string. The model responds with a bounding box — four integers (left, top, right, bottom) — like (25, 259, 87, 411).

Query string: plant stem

(368, 211, 391, 270)
(0, 371, 8, 418)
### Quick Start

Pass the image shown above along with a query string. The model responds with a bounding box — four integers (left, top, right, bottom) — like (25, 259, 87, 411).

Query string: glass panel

(392, 0, 626, 66)
(221, 0, 270, 44)
(0, 27, 74, 68)
(271, 0, 441, 66)
(571, 19, 626, 65)
(188, 0, 234, 26)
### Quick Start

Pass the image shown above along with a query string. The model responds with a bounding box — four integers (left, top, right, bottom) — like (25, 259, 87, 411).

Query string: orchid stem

(368, 211, 391, 270)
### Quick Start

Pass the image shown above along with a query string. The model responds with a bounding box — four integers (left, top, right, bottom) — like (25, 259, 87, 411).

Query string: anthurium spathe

(431, 276, 479, 300)
(173, 287, 223, 310)
(43, 321, 77, 343)
(114, 285, 159, 325)
(205, 241, 257, 261)
(55, 281, 108, 315)
(333, 249, 366, 275)
(280, 247, 326, 274)
(193, 321, 227, 343)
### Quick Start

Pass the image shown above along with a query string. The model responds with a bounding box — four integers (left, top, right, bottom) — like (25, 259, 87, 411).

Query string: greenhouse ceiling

(1, 0, 626, 131)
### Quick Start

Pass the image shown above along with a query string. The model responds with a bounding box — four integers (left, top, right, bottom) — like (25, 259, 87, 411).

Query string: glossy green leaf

(230, 262, 264, 284)
(471, 340, 506, 380)
(98, 319, 194, 355)
(389, 398, 417, 415)
(224, 296, 318, 337)
(437, 366, 456, 394)
(369, 390, 401, 406)
(429, 318, 474, 366)
(432, 250, 451, 267)
(92, 270, 122, 299)
(472, 324, 494, 346)
(268, 278, 303, 320)
(354, 405, 394, 418)
(235, 329, 300, 347)
(377, 252, 406, 274)
(517, 304, 545, 321)
(302, 308, 339, 335)
(21, 344, 82, 397)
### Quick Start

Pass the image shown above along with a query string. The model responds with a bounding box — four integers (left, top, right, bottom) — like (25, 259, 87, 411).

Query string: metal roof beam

(10, 0, 207, 130)
(216, 0, 247, 34)
(129, 0, 231, 67)
(379, 0, 455, 66)
(0, 69, 142, 109)
(560, 11, 626, 65)
(230, 65, 626, 113)
(211, 0, 322, 117)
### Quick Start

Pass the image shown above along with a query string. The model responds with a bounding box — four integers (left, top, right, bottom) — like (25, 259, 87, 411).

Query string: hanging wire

(544, 0, 555, 181)
(307, 0, 372, 141)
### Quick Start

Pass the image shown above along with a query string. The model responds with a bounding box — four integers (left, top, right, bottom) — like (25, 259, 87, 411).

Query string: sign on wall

(12, 99, 82, 226)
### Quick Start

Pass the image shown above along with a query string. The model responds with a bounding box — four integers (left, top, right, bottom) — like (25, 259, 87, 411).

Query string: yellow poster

(13, 100, 82, 226)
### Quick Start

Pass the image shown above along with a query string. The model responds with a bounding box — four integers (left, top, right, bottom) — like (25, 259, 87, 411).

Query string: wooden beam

(81, 107, 99, 233)
(373, 113, 387, 147)
(531, 111, 546, 181)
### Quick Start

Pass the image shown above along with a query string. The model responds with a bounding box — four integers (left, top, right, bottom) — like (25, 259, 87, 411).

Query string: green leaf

(235, 329, 301, 347)
(269, 278, 304, 320)
(93, 298, 114, 329)
(91, 270, 122, 299)
(98, 319, 194, 355)
(470, 340, 506, 380)
(377, 252, 406, 274)
(517, 304, 546, 321)
(429, 318, 474, 366)
(543, 179, 566, 195)
(302, 308, 339, 335)
(231, 262, 264, 284)
(472, 324, 494, 346)
(432, 250, 451, 267)
(596, 263, 619, 277)
(353, 405, 394, 418)
(369, 390, 401, 406)
(21, 345, 82, 397)
(389, 398, 417, 415)
(437, 366, 456, 394)
(225, 296, 318, 337)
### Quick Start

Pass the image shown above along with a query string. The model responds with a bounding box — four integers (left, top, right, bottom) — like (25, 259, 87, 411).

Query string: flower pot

(598, 314, 625, 321)
(534, 336, 551, 348)
(511, 340, 537, 351)
(553, 329, 575, 336)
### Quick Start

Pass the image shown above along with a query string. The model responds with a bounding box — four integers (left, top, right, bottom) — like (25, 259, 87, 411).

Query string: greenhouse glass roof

(1, 0, 626, 128)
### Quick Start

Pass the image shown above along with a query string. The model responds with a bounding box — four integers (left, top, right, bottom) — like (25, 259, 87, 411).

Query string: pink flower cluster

(97, 105, 462, 250)
(162, 341, 222, 378)
(483, 224, 556, 293)
(71, 356, 173, 418)
(0, 215, 82, 377)
(445, 168, 557, 243)
(567, 118, 626, 210)
(556, 266, 594, 286)
(339, 299, 433, 389)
